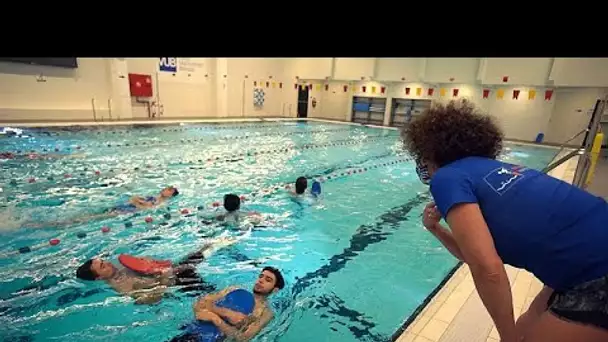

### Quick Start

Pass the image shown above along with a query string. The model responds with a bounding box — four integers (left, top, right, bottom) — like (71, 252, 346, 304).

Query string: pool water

(0, 121, 559, 342)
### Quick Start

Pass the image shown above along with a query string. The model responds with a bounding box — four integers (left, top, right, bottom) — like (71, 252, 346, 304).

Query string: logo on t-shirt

(484, 165, 527, 195)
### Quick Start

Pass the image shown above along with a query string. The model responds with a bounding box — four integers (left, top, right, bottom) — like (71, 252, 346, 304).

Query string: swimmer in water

(0, 151, 86, 160)
(215, 194, 262, 227)
(107, 186, 179, 214)
(75, 240, 233, 304)
(170, 266, 285, 342)
(289, 176, 308, 197)
(25, 186, 179, 229)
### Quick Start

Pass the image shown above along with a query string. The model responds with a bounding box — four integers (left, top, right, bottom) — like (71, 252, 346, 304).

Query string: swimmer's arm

(133, 290, 164, 305)
(209, 309, 273, 342)
(194, 286, 238, 311)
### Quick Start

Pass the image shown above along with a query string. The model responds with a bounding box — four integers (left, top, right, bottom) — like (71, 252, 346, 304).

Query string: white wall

(0, 58, 111, 121)
(1, 57, 607, 144)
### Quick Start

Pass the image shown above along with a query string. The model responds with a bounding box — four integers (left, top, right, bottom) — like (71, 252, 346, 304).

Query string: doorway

(297, 85, 309, 118)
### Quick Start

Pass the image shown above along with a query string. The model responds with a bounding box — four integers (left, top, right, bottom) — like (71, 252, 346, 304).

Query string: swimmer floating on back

(106, 186, 179, 214)
(25, 186, 179, 229)
(76, 237, 237, 305)
(0, 151, 86, 160)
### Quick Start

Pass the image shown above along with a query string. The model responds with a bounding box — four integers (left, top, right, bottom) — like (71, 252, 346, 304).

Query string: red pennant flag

(294, 83, 298, 90)
(381, 86, 386, 94)
(279, 82, 282, 89)
(513, 90, 520, 99)
(545, 90, 554, 101)
(453, 88, 459, 97)
(483, 89, 490, 99)
(405, 87, 410, 95)
(254, 81, 257, 86)
(428, 88, 434, 96)
(502, 76, 509, 83)
(362, 86, 367, 93)
(325, 84, 329, 91)
(308, 84, 312, 90)
(266, 82, 269, 88)
(343, 85, 348, 92)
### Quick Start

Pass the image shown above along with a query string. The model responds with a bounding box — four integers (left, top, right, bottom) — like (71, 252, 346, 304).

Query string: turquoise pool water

(0, 121, 559, 342)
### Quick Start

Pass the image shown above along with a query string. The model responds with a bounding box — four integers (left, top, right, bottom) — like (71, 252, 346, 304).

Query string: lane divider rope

(3, 128, 371, 153)
(1, 156, 413, 258)
(3, 136, 399, 185)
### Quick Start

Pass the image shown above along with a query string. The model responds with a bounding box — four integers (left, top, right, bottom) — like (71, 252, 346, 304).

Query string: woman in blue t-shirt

(402, 99, 608, 342)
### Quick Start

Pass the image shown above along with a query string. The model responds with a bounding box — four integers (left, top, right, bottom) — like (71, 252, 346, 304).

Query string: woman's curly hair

(401, 99, 504, 167)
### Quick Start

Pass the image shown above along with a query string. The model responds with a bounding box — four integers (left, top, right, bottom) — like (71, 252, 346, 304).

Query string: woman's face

(415, 159, 437, 185)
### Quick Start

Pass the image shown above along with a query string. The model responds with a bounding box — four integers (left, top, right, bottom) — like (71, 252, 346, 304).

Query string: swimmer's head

(76, 258, 115, 281)
(401, 99, 503, 172)
(160, 186, 179, 198)
(254, 266, 285, 295)
(295, 177, 307, 194)
(223, 194, 240, 212)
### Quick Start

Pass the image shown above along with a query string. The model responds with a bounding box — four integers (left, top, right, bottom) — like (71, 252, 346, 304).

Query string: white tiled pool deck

(395, 150, 579, 342)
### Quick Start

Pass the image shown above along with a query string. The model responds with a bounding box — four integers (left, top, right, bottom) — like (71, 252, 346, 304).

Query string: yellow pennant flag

(439, 88, 446, 97)
(416, 88, 422, 96)
(528, 89, 536, 100)
(315, 84, 321, 91)
(272, 82, 276, 88)
(497, 89, 505, 99)
(371, 86, 377, 94)
(260, 80, 265, 88)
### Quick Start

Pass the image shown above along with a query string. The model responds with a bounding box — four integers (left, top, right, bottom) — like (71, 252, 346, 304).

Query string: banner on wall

(483, 89, 490, 99)
(405, 87, 410, 95)
(496, 89, 505, 99)
(158, 58, 207, 83)
(372, 86, 377, 94)
(545, 90, 554, 101)
(453, 89, 459, 97)
(381, 86, 386, 94)
(428, 88, 434, 96)
(513, 90, 520, 99)
(439, 88, 446, 97)
(159, 58, 177, 72)
(528, 89, 536, 100)
(416, 88, 422, 96)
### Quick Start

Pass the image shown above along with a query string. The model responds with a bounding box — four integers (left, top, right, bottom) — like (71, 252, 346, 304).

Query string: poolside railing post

(572, 96, 607, 188)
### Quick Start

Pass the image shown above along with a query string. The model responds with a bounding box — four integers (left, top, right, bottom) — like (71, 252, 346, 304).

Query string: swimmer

(171, 266, 285, 342)
(289, 176, 308, 196)
(214, 194, 262, 227)
(289, 177, 322, 212)
(75, 241, 230, 305)
(0, 151, 86, 160)
(107, 186, 179, 214)
(25, 186, 179, 229)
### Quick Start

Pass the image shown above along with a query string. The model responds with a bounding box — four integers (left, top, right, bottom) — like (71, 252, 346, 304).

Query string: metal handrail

(542, 148, 583, 174)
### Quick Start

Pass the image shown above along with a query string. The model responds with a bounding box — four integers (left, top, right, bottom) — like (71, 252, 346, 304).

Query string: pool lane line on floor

(1, 136, 401, 186)
(270, 193, 430, 341)
(1, 155, 413, 259)
(2, 127, 363, 153)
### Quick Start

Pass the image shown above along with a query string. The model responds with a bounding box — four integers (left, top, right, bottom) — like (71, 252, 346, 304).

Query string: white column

(107, 58, 133, 120)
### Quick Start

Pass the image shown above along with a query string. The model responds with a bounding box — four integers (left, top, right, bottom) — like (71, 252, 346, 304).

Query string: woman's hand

(422, 202, 442, 230)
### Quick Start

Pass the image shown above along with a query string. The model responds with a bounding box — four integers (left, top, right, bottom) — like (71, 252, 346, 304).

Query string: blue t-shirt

(430, 156, 608, 291)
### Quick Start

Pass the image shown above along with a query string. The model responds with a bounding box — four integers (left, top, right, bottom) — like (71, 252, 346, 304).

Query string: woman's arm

(423, 202, 465, 261)
(445, 202, 517, 342)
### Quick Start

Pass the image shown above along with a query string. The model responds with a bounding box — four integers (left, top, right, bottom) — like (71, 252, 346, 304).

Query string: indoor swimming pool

(0, 121, 560, 342)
